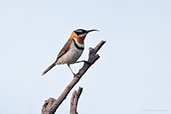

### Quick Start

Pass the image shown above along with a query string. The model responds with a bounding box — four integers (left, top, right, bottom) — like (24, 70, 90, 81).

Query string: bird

(42, 29, 98, 76)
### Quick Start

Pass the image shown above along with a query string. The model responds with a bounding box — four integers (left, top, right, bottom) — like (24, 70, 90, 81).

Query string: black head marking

(74, 29, 88, 36)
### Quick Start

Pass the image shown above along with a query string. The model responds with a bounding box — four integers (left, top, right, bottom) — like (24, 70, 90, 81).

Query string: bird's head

(70, 29, 98, 44)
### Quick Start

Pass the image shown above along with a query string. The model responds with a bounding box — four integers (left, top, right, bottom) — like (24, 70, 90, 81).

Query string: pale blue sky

(0, 0, 171, 114)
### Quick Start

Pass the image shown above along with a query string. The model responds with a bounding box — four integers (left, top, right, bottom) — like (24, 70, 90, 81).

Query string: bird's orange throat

(70, 32, 85, 44)
(77, 36, 86, 44)
(70, 32, 78, 39)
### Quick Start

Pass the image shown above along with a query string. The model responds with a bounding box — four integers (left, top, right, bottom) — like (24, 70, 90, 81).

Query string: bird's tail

(42, 62, 56, 76)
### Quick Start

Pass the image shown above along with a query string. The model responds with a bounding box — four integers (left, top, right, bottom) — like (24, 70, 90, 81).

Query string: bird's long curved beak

(87, 29, 99, 33)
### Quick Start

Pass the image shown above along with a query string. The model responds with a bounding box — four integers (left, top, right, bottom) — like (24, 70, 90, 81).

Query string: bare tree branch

(70, 87, 83, 114)
(41, 40, 106, 114)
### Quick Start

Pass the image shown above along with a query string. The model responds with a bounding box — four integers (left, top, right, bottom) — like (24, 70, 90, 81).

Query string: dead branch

(41, 40, 106, 114)
(70, 87, 83, 114)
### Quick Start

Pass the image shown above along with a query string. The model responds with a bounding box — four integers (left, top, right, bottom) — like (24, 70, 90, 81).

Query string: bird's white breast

(56, 40, 83, 64)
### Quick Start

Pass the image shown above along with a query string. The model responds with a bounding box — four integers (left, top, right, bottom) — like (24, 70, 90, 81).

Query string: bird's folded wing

(56, 38, 72, 61)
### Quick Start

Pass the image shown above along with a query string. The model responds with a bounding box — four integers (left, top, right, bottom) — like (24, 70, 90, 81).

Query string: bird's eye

(75, 30, 83, 35)
(77, 30, 82, 33)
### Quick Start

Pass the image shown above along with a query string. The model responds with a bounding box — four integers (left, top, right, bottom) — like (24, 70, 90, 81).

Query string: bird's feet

(76, 60, 91, 65)
(73, 73, 81, 79)
(83, 60, 91, 65)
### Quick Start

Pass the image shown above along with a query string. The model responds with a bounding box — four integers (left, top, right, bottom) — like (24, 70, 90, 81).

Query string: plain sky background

(0, 0, 171, 114)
